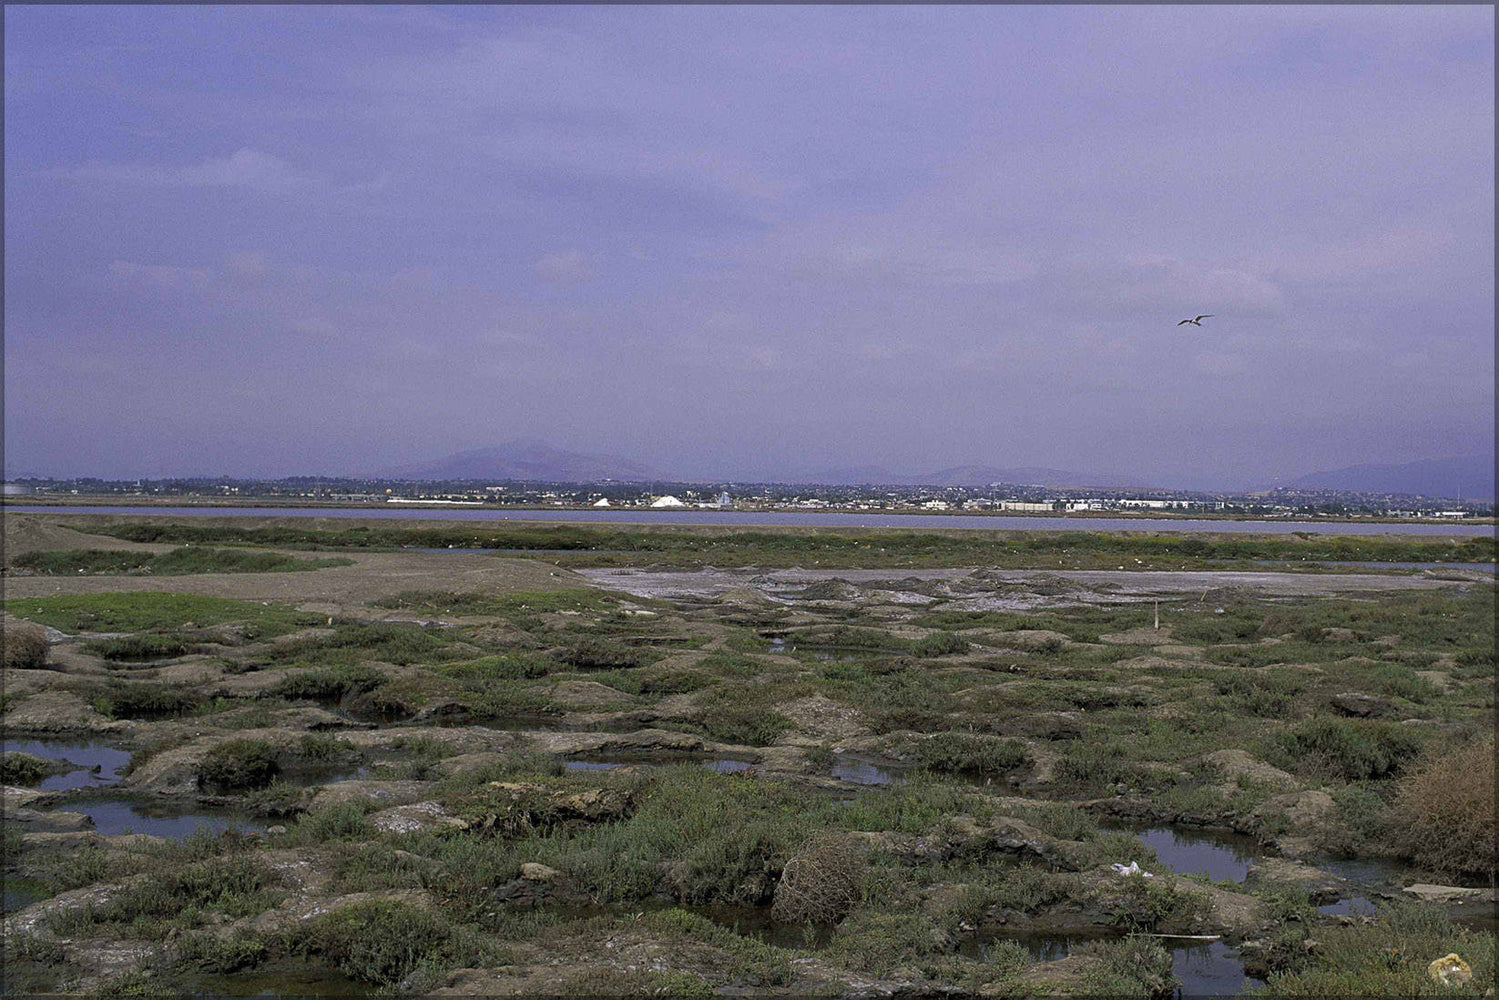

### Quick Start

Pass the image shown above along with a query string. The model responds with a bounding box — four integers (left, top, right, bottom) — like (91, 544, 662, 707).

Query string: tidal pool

(59, 799, 263, 838)
(2, 739, 132, 791)
(1109, 824, 1261, 883)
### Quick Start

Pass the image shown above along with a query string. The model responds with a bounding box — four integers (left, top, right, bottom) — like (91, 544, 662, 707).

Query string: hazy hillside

(1285, 455, 1495, 500)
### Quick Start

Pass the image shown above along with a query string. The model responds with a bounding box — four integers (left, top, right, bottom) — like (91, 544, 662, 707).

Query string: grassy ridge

(8, 547, 353, 576)
(74, 520, 1496, 568)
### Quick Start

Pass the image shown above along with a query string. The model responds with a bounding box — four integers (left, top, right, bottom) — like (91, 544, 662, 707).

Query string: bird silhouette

(1177, 315, 1214, 326)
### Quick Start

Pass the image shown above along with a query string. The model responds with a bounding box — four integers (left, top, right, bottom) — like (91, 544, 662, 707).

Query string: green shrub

(268, 663, 385, 702)
(695, 703, 792, 746)
(175, 929, 268, 972)
(92, 681, 200, 719)
(913, 732, 1028, 775)
(295, 733, 359, 762)
(197, 739, 280, 791)
(0, 752, 55, 786)
(1267, 718, 1425, 781)
(557, 638, 649, 670)
(911, 631, 970, 657)
(293, 899, 495, 987)
(85, 632, 200, 665)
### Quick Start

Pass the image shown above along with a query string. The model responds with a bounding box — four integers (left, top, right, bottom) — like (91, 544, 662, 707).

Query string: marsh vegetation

(3, 514, 1493, 997)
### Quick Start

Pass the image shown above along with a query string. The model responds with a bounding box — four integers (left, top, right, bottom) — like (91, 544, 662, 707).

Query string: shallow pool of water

(62, 799, 263, 838)
(2, 739, 132, 791)
(829, 752, 908, 786)
(1110, 824, 1260, 883)
(691, 904, 836, 949)
(1172, 940, 1265, 998)
(1316, 895, 1376, 916)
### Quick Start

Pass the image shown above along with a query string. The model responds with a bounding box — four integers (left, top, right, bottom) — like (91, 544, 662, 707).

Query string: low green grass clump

(46, 856, 277, 939)
(373, 587, 618, 619)
(91, 681, 201, 719)
(84, 633, 203, 661)
(911, 631, 970, 657)
(267, 663, 386, 703)
(288, 898, 502, 989)
(3, 592, 317, 636)
(911, 732, 1028, 776)
(0, 752, 55, 786)
(557, 638, 653, 670)
(260, 623, 462, 668)
(197, 739, 280, 792)
(1265, 718, 1426, 781)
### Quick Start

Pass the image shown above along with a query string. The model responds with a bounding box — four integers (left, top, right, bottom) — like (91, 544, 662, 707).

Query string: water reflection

(2, 739, 132, 792)
(64, 799, 263, 838)
(1112, 824, 1259, 883)
(830, 752, 906, 786)
(1172, 940, 1264, 998)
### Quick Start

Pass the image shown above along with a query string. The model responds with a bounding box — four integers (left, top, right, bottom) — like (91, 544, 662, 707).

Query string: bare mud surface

(579, 565, 1475, 605)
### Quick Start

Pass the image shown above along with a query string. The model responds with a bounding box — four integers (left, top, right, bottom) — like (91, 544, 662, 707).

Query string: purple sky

(4, 5, 1493, 488)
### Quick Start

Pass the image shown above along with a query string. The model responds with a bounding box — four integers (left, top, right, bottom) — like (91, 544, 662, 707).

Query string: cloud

(534, 250, 597, 285)
(68, 148, 308, 190)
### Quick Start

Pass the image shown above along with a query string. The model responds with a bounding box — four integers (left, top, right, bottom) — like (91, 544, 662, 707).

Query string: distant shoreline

(3, 496, 1493, 528)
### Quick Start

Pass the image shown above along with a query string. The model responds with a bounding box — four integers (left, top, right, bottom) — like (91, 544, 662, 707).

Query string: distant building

(592, 497, 612, 507)
(998, 501, 1055, 512)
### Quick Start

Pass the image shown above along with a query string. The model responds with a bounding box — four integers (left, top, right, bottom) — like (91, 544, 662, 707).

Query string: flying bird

(1178, 315, 1214, 326)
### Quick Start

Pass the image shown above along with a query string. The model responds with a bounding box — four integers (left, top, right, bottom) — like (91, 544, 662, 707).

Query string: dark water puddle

(1171, 940, 1265, 998)
(2, 739, 132, 791)
(1312, 856, 1405, 887)
(1108, 823, 1260, 883)
(1317, 895, 1376, 917)
(830, 751, 907, 785)
(61, 799, 264, 838)
(691, 904, 836, 949)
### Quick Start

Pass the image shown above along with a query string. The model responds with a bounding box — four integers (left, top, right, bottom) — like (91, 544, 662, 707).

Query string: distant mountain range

(813, 465, 1150, 489)
(1283, 455, 1495, 501)
(380, 440, 662, 482)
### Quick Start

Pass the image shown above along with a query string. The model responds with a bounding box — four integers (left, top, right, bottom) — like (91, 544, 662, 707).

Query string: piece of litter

(1111, 861, 1154, 878)
(1428, 953, 1472, 987)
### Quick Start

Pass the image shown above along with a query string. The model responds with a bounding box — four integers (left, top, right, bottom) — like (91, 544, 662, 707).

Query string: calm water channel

(8, 504, 1492, 535)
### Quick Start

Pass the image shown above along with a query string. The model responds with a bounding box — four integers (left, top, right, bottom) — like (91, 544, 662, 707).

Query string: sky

(4, 5, 1494, 489)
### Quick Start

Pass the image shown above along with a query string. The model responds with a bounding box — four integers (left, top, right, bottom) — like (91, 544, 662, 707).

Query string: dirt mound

(3, 516, 167, 560)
